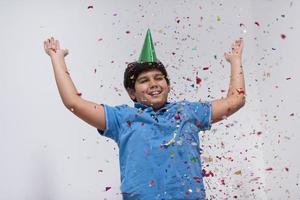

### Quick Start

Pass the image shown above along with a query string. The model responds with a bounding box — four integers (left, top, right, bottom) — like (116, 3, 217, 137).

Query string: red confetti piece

(193, 176, 202, 183)
(220, 179, 225, 185)
(266, 167, 273, 171)
(239, 23, 245, 27)
(202, 169, 214, 177)
(254, 21, 260, 26)
(281, 34, 286, 39)
(290, 113, 294, 116)
(77, 92, 82, 96)
(175, 113, 180, 120)
(94, 68, 97, 73)
(285, 167, 289, 172)
(141, 122, 145, 126)
(195, 120, 202, 127)
(127, 120, 131, 127)
(125, 30, 130, 34)
(236, 88, 245, 95)
(286, 77, 291, 80)
(196, 77, 202, 84)
(87, 5, 93, 9)
(203, 67, 209, 70)
(105, 186, 111, 191)
(256, 131, 262, 136)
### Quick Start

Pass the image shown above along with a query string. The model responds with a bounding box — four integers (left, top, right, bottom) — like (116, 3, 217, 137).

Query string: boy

(44, 29, 245, 200)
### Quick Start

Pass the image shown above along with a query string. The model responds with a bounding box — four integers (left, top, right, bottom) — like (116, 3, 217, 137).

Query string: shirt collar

(134, 101, 172, 112)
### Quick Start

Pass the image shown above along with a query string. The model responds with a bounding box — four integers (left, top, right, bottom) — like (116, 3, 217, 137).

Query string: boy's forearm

(50, 56, 80, 108)
(227, 60, 245, 97)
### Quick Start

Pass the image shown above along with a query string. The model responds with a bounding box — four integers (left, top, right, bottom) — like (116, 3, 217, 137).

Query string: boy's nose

(149, 79, 158, 87)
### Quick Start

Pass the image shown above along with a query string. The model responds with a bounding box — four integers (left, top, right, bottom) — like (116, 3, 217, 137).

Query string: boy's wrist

(230, 59, 242, 66)
(50, 54, 65, 61)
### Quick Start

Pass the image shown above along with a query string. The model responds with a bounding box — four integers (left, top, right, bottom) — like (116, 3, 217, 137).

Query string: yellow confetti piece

(217, 16, 221, 21)
(234, 170, 242, 175)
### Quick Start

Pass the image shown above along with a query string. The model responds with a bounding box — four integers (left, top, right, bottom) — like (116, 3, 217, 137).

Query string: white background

(0, 0, 299, 199)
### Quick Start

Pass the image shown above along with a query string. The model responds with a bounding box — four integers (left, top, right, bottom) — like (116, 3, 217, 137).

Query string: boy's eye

(139, 79, 148, 83)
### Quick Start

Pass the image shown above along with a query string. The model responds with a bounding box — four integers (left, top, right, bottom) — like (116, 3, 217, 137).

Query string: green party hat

(138, 29, 158, 63)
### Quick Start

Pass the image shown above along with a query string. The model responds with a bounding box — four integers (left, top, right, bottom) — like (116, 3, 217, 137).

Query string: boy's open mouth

(148, 90, 162, 97)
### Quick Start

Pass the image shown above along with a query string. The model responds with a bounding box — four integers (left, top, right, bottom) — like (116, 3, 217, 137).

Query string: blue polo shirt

(98, 100, 212, 200)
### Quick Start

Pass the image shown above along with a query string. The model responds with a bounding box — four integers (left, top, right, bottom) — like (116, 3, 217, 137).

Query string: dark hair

(123, 61, 170, 90)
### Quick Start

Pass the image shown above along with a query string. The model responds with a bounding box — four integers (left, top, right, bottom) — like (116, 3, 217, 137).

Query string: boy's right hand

(44, 37, 69, 58)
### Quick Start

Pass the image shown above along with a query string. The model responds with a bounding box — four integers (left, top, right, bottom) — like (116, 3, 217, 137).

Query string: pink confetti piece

(76, 92, 82, 96)
(254, 21, 260, 27)
(87, 5, 93, 9)
(105, 186, 111, 191)
(149, 179, 155, 187)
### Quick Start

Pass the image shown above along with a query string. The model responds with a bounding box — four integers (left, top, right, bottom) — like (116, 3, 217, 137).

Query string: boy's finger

(56, 40, 60, 50)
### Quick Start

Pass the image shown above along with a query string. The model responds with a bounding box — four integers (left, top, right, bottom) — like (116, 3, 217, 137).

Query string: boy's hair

(123, 61, 170, 91)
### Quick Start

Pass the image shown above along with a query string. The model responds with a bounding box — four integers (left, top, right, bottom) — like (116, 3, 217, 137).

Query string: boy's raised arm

(44, 37, 106, 130)
(211, 38, 246, 123)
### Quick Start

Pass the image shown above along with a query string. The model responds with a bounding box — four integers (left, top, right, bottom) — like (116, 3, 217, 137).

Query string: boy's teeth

(150, 91, 160, 95)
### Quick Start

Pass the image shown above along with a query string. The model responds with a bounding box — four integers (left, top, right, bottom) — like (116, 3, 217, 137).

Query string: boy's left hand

(224, 38, 243, 64)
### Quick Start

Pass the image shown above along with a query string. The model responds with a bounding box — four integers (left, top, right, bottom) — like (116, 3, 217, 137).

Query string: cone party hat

(138, 29, 158, 63)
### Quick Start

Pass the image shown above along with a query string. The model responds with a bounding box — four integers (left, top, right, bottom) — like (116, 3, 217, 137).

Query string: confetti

(87, 5, 93, 9)
(254, 21, 260, 27)
(149, 179, 155, 187)
(196, 77, 202, 84)
(280, 34, 286, 39)
(234, 170, 242, 175)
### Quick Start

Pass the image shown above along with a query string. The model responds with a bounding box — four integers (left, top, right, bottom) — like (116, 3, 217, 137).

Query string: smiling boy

(44, 29, 245, 199)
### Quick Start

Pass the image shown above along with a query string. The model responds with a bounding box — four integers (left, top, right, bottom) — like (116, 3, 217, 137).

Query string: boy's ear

(127, 88, 136, 101)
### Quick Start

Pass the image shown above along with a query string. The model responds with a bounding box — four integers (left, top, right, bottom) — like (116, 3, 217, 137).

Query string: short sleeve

(186, 101, 212, 131)
(97, 104, 128, 143)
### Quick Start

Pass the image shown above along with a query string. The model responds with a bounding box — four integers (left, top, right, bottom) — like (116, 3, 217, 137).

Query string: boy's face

(128, 69, 170, 111)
